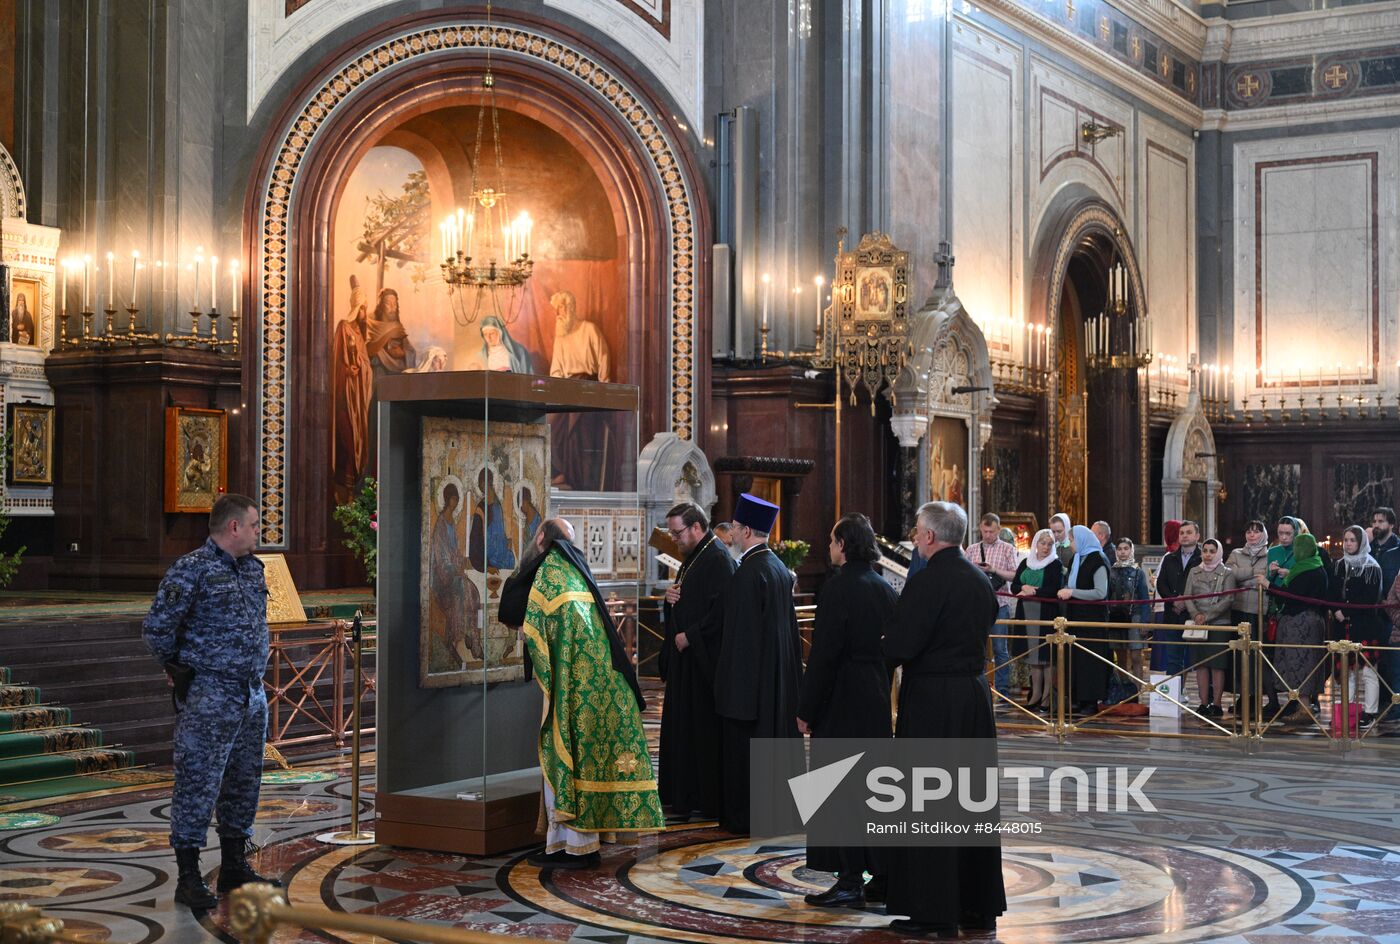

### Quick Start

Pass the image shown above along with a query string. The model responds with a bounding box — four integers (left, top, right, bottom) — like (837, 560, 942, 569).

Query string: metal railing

(265, 618, 377, 750)
(229, 883, 557, 943)
(980, 581, 1400, 746)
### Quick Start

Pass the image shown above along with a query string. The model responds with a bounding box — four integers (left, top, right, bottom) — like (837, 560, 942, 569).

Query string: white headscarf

(1026, 528, 1057, 571)
(1050, 513, 1073, 545)
(1343, 525, 1381, 575)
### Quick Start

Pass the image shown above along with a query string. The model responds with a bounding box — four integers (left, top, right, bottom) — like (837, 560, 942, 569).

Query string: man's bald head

(542, 517, 574, 544)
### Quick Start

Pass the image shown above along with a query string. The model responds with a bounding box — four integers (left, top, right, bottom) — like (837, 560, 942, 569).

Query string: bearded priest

(499, 518, 664, 868)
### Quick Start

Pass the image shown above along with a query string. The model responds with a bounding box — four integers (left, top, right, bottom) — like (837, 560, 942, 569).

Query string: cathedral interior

(3, 0, 1400, 942)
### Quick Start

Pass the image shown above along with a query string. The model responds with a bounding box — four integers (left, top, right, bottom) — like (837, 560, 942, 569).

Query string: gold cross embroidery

(1236, 74, 1261, 99)
(1323, 64, 1350, 89)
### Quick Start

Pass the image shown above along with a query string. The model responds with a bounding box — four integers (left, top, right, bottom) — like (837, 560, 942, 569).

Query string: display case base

(375, 768, 542, 856)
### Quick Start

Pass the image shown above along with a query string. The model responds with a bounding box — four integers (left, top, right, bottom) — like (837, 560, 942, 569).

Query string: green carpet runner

(0, 666, 135, 802)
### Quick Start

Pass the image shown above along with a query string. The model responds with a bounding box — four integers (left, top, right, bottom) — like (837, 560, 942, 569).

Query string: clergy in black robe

(798, 512, 896, 909)
(882, 501, 1007, 937)
(713, 493, 803, 835)
(658, 502, 735, 819)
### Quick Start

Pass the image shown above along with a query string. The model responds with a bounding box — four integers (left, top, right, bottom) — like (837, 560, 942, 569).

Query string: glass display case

(373, 369, 640, 854)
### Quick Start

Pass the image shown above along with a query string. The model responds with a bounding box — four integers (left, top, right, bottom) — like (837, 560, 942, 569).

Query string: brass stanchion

(1337, 641, 1354, 750)
(1053, 617, 1069, 740)
(1236, 622, 1252, 738)
(318, 613, 375, 845)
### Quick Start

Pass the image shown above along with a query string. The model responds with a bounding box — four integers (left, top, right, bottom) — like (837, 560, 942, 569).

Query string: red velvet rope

(993, 584, 1393, 611)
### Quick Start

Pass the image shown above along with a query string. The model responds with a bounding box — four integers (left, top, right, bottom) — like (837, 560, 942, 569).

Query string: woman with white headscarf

(1011, 528, 1062, 710)
(1332, 524, 1385, 726)
(1056, 524, 1111, 714)
(1049, 513, 1074, 569)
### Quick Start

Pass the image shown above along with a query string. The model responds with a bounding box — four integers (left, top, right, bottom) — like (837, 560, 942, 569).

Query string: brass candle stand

(164, 305, 241, 354)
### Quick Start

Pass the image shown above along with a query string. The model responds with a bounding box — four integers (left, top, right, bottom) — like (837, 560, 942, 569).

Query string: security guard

(143, 493, 282, 909)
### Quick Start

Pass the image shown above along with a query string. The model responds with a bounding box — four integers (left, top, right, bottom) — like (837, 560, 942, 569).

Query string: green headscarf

(1282, 533, 1324, 587)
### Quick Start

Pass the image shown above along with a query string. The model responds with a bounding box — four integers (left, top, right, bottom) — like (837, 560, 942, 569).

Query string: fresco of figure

(548, 290, 610, 382)
(548, 291, 612, 490)
(366, 288, 416, 378)
(408, 346, 449, 373)
(480, 316, 533, 373)
(432, 483, 484, 665)
(10, 293, 35, 346)
(331, 277, 373, 500)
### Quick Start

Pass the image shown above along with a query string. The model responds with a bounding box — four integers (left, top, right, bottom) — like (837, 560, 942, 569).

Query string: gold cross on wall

(1323, 65, 1350, 89)
(1236, 74, 1262, 99)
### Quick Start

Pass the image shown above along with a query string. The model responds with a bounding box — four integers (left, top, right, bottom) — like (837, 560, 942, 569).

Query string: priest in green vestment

(499, 518, 663, 869)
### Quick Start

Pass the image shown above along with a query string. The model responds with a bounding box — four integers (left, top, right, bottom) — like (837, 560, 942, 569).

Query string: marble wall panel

(1140, 116, 1195, 371)
(1243, 463, 1301, 528)
(1232, 130, 1400, 399)
(1332, 462, 1394, 528)
(952, 23, 1022, 325)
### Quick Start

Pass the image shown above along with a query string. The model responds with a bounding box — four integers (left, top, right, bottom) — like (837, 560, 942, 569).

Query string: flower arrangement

(333, 477, 378, 585)
(773, 539, 810, 572)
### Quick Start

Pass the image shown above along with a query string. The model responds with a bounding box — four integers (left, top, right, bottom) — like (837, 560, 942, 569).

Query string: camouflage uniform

(143, 538, 270, 850)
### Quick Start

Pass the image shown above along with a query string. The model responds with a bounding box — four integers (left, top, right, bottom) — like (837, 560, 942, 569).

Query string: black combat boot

(216, 836, 284, 893)
(173, 847, 218, 910)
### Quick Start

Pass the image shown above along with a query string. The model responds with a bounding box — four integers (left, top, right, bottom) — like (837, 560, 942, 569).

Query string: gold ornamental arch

(252, 21, 700, 546)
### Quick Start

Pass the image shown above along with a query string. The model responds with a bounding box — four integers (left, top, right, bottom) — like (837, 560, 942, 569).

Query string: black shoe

(888, 918, 959, 938)
(1208, 704, 1224, 717)
(961, 912, 998, 932)
(216, 836, 283, 893)
(173, 847, 218, 911)
(527, 849, 601, 870)
(804, 880, 866, 908)
(864, 875, 887, 904)
(1360, 712, 1377, 727)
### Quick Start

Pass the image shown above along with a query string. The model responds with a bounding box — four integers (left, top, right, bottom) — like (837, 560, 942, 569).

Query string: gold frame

(830, 232, 911, 404)
(164, 406, 229, 513)
(6, 403, 54, 486)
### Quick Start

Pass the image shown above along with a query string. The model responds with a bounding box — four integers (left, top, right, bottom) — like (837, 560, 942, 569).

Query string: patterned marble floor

(5, 743, 1400, 944)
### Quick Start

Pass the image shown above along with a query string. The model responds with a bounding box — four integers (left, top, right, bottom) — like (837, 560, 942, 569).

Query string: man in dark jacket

(713, 493, 803, 835)
(882, 501, 1006, 937)
(1370, 508, 1400, 697)
(658, 501, 735, 820)
(798, 512, 897, 908)
(1152, 519, 1201, 677)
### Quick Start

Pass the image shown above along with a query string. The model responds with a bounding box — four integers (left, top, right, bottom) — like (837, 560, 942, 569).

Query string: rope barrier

(994, 584, 1390, 610)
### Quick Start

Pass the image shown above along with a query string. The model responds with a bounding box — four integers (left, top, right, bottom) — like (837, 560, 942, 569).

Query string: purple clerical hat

(733, 493, 780, 533)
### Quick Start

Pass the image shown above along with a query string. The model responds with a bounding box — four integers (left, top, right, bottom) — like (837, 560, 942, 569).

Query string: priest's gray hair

(917, 501, 967, 547)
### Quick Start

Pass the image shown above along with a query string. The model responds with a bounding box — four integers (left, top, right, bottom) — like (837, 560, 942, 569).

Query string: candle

(211, 256, 219, 310)
(467, 211, 475, 259)
(83, 254, 92, 310)
(813, 275, 825, 335)
(761, 273, 771, 330)
(129, 251, 140, 309)
(193, 247, 203, 310)
(133, 262, 144, 310)
(59, 258, 67, 317)
(230, 260, 240, 317)
(106, 251, 114, 308)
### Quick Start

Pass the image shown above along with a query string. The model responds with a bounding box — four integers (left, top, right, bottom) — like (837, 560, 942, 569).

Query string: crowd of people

(143, 490, 1400, 937)
(978, 507, 1400, 726)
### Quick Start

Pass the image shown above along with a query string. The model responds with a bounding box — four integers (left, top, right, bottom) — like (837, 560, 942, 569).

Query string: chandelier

(1085, 257, 1151, 370)
(439, 2, 534, 326)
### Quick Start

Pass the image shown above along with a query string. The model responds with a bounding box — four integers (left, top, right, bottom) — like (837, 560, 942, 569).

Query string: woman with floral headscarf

(1271, 531, 1329, 719)
(1332, 524, 1385, 726)
(1057, 524, 1111, 713)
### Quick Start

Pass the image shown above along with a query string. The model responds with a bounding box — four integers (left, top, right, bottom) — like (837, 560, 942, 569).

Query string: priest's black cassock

(713, 542, 803, 834)
(658, 531, 735, 818)
(800, 558, 896, 878)
(882, 545, 1007, 929)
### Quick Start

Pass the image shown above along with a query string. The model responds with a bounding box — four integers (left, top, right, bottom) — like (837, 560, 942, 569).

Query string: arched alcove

(242, 15, 709, 581)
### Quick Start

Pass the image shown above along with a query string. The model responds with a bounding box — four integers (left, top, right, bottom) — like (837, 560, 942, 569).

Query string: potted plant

(773, 539, 810, 572)
(333, 477, 378, 586)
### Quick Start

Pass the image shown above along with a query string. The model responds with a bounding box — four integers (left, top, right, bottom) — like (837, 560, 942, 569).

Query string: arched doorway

(242, 14, 709, 582)
(1031, 201, 1149, 538)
